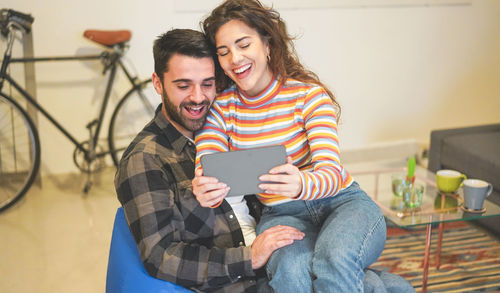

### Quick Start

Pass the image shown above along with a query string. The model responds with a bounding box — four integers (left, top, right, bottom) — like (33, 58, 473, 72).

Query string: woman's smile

(215, 19, 273, 96)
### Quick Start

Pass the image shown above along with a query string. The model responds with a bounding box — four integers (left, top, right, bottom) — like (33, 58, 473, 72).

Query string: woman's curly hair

(202, 0, 340, 118)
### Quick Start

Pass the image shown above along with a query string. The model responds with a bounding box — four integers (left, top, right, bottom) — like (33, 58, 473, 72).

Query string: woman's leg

(364, 268, 416, 293)
(363, 269, 388, 293)
(256, 201, 318, 293)
(310, 182, 387, 293)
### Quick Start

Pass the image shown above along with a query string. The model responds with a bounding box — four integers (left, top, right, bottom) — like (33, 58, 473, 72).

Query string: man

(115, 29, 304, 292)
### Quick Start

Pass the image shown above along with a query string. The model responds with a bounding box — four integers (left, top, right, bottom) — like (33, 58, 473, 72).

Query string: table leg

(436, 221, 444, 269)
(422, 222, 433, 293)
(435, 194, 446, 270)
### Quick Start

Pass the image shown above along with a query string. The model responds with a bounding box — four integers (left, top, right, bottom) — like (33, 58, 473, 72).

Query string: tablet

(200, 145, 287, 197)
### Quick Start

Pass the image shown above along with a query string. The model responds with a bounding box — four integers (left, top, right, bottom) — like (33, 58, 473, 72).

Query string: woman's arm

(297, 86, 346, 200)
(258, 86, 349, 200)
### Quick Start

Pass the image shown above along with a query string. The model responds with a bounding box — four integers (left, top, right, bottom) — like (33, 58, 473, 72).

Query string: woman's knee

(314, 203, 386, 269)
(267, 244, 313, 290)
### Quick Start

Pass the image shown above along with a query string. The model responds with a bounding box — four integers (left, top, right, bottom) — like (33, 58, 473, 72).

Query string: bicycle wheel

(108, 79, 160, 167)
(0, 93, 40, 212)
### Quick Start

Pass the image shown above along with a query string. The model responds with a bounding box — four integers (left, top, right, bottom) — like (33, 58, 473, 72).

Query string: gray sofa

(428, 123, 500, 235)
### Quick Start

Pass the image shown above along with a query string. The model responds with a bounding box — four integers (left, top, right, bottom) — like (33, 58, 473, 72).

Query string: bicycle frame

(1, 9, 158, 206)
(0, 46, 144, 161)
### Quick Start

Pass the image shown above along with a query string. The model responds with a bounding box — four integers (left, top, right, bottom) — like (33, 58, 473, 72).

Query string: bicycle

(0, 9, 160, 212)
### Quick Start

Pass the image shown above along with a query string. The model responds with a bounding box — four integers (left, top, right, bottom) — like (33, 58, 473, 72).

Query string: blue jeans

(257, 268, 415, 293)
(364, 268, 415, 293)
(256, 182, 388, 293)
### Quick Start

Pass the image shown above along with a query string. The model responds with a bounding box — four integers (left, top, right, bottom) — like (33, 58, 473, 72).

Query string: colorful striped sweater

(195, 77, 353, 206)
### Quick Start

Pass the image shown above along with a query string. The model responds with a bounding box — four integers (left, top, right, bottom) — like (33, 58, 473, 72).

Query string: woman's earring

(267, 55, 271, 62)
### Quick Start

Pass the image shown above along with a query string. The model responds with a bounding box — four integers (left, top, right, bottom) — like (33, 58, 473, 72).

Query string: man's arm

(115, 151, 254, 289)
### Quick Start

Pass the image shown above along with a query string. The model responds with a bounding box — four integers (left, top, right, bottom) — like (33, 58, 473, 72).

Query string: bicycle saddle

(83, 30, 131, 46)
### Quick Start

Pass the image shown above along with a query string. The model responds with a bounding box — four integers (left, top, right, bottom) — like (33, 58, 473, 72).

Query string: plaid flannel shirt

(115, 107, 261, 292)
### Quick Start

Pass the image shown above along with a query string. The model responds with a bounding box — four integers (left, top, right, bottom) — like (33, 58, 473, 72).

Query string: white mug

(463, 179, 493, 211)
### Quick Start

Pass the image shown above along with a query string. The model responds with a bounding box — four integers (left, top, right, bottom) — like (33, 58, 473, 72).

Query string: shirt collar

(238, 76, 281, 108)
(153, 105, 193, 155)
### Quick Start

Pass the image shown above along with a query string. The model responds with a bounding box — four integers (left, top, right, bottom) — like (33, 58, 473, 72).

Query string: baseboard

(341, 140, 420, 164)
(38, 166, 115, 192)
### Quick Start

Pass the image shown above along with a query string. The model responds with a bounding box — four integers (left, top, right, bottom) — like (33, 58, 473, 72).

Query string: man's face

(152, 53, 216, 138)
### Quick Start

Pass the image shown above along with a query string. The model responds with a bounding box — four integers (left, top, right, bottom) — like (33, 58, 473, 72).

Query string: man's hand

(258, 156, 302, 198)
(251, 225, 305, 269)
(192, 169, 230, 207)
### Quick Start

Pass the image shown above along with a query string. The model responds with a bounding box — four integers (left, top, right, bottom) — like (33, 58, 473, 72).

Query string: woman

(193, 0, 410, 292)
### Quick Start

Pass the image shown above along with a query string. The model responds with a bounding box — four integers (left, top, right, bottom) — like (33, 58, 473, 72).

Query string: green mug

(436, 169, 467, 194)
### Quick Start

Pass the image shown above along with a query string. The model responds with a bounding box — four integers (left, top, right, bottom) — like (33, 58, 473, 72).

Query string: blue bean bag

(106, 207, 192, 292)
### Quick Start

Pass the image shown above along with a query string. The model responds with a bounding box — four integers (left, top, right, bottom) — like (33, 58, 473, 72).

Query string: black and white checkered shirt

(115, 106, 262, 292)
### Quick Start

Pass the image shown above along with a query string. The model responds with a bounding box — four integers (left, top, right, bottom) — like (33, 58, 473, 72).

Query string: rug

(370, 221, 500, 292)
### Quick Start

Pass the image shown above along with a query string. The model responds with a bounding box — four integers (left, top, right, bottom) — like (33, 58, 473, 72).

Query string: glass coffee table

(346, 160, 500, 292)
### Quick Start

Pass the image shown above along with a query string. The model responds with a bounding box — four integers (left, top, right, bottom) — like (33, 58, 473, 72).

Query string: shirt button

(229, 214, 234, 219)
(237, 275, 242, 279)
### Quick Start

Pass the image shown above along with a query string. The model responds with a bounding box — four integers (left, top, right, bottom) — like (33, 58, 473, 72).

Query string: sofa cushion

(440, 132, 500, 193)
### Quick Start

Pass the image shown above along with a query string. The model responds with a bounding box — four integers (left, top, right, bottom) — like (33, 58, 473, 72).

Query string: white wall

(3, 0, 500, 174)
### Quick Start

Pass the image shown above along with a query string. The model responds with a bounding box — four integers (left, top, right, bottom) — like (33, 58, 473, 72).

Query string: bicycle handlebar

(0, 9, 34, 37)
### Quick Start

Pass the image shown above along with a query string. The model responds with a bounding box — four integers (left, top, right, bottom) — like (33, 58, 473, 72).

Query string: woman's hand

(258, 156, 302, 198)
(192, 168, 230, 207)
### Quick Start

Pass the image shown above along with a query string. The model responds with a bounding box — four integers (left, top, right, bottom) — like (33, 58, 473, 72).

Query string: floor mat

(371, 222, 500, 292)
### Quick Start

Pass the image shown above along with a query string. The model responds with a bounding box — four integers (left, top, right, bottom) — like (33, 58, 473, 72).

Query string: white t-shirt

(225, 196, 257, 246)
(188, 135, 256, 245)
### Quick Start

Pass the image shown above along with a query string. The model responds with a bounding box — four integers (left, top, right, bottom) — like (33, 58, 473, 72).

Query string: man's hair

(153, 29, 215, 82)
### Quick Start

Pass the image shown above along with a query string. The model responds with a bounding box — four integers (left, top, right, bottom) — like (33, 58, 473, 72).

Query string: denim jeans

(257, 268, 415, 293)
(364, 268, 415, 293)
(256, 182, 388, 293)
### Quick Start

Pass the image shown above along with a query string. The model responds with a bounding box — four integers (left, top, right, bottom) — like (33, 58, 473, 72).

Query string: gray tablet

(200, 145, 287, 197)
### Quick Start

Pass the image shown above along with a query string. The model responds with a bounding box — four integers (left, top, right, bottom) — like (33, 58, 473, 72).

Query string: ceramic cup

(436, 169, 467, 194)
(463, 179, 493, 211)
(402, 183, 424, 209)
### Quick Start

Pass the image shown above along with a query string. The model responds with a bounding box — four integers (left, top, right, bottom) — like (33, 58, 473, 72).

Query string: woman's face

(215, 19, 273, 97)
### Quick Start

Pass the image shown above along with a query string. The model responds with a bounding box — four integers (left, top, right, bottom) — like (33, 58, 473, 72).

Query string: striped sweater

(195, 77, 353, 206)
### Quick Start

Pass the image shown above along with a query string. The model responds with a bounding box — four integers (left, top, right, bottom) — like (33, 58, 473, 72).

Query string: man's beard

(162, 88, 211, 132)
